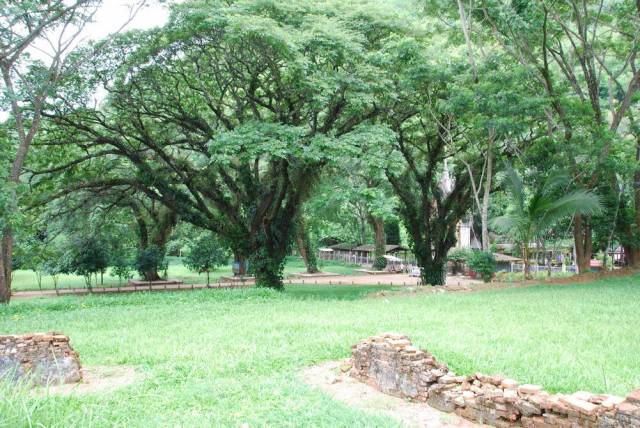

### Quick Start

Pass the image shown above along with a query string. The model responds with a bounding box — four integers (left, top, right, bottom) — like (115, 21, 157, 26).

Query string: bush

(61, 236, 110, 288)
(447, 248, 471, 275)
(447, 248, 471, 262)
(111, 253, 133, 285)
(468, 251, 496, 283)
(184, 233, 228, 285)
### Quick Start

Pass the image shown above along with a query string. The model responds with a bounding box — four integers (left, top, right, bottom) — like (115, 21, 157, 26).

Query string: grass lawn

(1, 275, 639, 427)
(10, 256, 361, 292)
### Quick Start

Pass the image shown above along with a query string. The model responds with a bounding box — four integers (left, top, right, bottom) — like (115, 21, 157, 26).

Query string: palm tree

(493, 165, 602, 279)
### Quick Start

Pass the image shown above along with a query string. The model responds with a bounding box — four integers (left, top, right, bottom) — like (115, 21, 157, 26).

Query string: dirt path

(19, 267, 632, 300)
(33, 365, 140, 396)
(302, 360, 483, 428)
(11, 281, 253, 299)
(10, 274, 484, 300)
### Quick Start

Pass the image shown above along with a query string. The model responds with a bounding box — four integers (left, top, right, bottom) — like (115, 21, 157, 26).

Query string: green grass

(1, 275, 639, 427)
(10, 256, 361, 292)
(494, 270, 576, 282)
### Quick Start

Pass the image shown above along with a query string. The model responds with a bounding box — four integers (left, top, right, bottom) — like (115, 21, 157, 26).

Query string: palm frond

(536, 190, 602, 233)
(540, 170, 570, 196)
(501, 162, 525, 213)
(492, 214, 530, 242)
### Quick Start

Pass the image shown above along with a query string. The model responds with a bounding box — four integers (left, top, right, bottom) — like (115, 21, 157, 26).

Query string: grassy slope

(1, 276, 639, 427)
(10, 256, 360, 292)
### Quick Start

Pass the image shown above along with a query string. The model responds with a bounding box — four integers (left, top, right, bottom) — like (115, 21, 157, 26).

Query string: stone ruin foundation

(350, 333, 640, 428)
(0, 333, 82, 386)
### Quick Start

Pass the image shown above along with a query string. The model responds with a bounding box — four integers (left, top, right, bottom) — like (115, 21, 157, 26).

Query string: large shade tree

(364, 37, 481, 285)
(40, 0, 411, 288)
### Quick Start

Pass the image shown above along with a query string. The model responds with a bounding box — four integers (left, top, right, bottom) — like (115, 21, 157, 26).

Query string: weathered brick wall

(351, 333, 640, 428)
(0, 333, 82, 386)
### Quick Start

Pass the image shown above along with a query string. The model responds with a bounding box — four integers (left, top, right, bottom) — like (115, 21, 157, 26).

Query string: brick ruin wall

(0, 333, 82, 386)
(351, 333, 640, 428)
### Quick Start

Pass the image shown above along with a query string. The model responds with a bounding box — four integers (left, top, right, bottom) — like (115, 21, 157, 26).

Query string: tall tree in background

(478, 0, 640, 272)
(334, 152, 399, 270)
(0, 0, 146, 303)
(369, 35, 480, 285)
(0, 0, 98, 303)
(431, 0, 547, 252)
(34, 181, 178, 281)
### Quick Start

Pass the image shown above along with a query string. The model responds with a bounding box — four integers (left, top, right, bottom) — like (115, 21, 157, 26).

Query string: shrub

(184, 234, 228, 285)
(447, 248, 471, 262)
(468, 251, 496, 283)
(447, 248, 471, 275)
(111, 253, 133, 285)
(61, 236, 110, 289)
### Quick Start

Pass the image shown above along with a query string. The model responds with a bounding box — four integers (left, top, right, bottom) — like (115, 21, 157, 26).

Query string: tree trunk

(412, 241, 446, 286)
(573, 214, 592, 273)
(358, 215, 366, 245)
(623, 244, 640, 268)
(0, 229, 13, 304)
(151, 209, 177, 249)
(523, 244, 532, 280)
(627, 140, 640, 268)
(250, 221, 293, 290)
(420, 258, 446, 286)
(233, 250, 248, 276)
(369, 216, 387, 270)
(144, 270, 161, 282)
(481, 133, 493, 251)
(253, 252, 286, 290)
(296, 219, 318, 273)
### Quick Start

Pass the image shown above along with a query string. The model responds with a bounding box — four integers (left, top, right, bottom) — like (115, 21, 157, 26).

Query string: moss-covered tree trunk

(250, 240, 289, 290)
(253, 255, 286, 289)
(133, 205, 177, 281)
(420, 260, 446, 286)
(369, 216, 387, 270)
(296, 218, 318, 274)
(573, 214, 592, 274)
(414, 241, 447, 286)
(0, 230, 12, 303)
